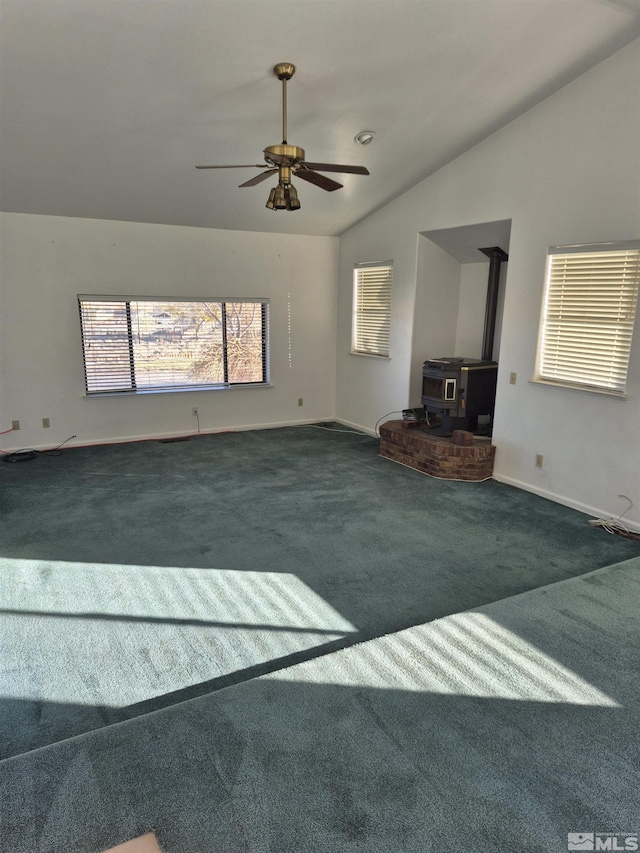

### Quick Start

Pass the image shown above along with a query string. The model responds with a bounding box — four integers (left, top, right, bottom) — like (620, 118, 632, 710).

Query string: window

(78, 297, 269, 395)
(352, 262, 393, 357)
(534, 242, 640, 396)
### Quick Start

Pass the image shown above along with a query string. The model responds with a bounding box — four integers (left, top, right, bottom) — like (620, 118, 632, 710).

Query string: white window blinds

(536, 243, 640, 395)
(352, 262, 393, 357)
(78, 297, 269, 394)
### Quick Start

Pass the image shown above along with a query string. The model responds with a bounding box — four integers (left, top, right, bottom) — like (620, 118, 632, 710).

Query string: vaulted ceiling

(1, 0, 639, 237)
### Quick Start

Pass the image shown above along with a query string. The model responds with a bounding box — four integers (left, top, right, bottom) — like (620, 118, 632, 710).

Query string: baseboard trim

(334, 417, 377, 437)
(492, 473, 640, 534)
(3, 418, 339, 453)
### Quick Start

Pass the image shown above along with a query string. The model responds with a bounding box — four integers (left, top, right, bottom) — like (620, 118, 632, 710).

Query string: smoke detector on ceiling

(354, 130, 375, 145)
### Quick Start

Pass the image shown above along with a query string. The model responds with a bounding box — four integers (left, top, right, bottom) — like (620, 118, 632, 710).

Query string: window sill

(349, 351, 391, 361)
(84, 383, 272, 398)
(528, 378, 626, 399)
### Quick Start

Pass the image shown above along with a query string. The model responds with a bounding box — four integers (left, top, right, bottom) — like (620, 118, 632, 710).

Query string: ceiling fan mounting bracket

(273, 63, 295, 81)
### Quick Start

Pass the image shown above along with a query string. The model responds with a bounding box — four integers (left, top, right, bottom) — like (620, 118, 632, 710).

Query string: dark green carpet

(1, 425, 637, 759)
(1, 558, 638, 853)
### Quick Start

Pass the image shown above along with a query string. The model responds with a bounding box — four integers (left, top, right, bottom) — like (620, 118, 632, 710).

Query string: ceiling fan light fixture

(354, 130, 375, 145)
(266, 182, 300, 211)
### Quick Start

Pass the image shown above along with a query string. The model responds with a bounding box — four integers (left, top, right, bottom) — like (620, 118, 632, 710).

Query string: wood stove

(421, 245, 507, 436)
(422, 356, 497, 434)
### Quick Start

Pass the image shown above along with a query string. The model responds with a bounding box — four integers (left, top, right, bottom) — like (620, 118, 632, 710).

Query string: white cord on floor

(588, 495, 635, 535)
(375, 412, 405, 437)
(297, 424, 371, 437)
(381, 454, 493, 483)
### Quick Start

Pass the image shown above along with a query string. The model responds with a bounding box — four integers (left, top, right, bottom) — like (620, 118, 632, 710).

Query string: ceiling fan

(196, 63, 370, 211)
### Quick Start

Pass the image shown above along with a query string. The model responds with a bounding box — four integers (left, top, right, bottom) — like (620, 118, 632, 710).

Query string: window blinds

(79, 300, 135, 393)
(78, 297, 268, 394)
(352, 263, 393, 357)
(537, 244, 640, 395)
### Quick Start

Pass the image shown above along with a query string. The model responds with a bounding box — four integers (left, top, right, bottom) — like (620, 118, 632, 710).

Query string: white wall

(409, 237, 460, 405)
(0, 214, 338, 448)
(335, 215, 422, 432)
(336, 39, 640, 529)
(454, 262, 507, 361)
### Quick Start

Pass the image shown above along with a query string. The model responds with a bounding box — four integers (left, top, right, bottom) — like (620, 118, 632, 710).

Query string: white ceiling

(1, 0, 639, 238)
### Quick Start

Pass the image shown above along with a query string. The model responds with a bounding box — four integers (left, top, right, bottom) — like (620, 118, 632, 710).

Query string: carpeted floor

(1, 557, 638, 853)
(1, 425, 637, 760)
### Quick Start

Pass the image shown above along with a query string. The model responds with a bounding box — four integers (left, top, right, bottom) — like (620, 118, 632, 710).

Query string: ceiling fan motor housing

(264, 144, 305, 167)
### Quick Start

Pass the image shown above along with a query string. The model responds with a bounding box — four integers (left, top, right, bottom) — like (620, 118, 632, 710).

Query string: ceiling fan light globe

(273, 185, 287, 209)
(266, 187, 277, 210)
(285, 184, 301, 210)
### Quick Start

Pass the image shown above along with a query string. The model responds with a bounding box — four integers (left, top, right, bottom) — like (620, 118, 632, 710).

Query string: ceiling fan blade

(195, 164, 268, 170)
(239, 169, 278, 188)
(304, 162, 370, 175)
(296, 169, 343, 192)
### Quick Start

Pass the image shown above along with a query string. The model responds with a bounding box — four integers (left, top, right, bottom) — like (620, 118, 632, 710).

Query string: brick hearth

(379, 420, 496, 481)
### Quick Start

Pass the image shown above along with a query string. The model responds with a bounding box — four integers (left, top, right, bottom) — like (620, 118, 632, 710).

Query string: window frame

(351, 261, 393, 359)
(78, 295, 270, 396)
(532, 241, 640, 397)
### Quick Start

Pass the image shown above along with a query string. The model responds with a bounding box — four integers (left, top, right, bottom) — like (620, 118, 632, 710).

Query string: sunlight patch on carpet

(102, 833, 163, 853)
(0, 558, 356, 707)
(264, 611, 620, 707)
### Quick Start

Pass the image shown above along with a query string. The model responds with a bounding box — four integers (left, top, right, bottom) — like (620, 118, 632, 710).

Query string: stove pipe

(479, 246, 508, 362)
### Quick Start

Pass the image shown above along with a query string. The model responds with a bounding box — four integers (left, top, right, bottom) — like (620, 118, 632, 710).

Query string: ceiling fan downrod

(273, 62, 295, 144)
(263, 63, 305, 172)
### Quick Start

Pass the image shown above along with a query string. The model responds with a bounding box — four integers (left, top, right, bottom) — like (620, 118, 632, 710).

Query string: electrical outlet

(42, 417, 50, 428)
(192, 407, 198, 417)
(11, 420, 20, 430)
(536, 454, 544, 468)
(298, 398, 303, 407)
(509, 372, 517, 385)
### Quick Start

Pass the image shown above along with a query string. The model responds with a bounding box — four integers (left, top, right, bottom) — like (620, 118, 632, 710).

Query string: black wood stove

(422, 356, 497, 434)
(421, 246, 507, 436)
